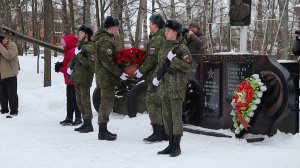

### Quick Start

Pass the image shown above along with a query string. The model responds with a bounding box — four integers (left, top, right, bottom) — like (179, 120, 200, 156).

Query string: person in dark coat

(55, 34, 82, 126)
(186, 20, 207, 60)
(292, 34, 300, 55)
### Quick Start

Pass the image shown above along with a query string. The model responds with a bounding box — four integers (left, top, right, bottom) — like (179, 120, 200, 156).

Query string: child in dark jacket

(55, 34, 82, 126)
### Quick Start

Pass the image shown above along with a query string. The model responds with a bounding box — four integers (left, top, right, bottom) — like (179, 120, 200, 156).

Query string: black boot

(158, 135, 173, 154)
(74, 119, 87, 131)
(72, 118, 83, 126)
(170, 135, 181, 157)
(79, 119, 93, 133)
(143, 125, 164, 142)
(98, 123, 117, 141)
(59, 118, 73, 126)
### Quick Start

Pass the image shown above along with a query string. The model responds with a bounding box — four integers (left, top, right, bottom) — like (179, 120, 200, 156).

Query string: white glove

(120, 72, 129, 80)
(134, 69, 143, 78)
(75, 47, 82, 55)
(67, 68, 73, 75)
(152, 77, 160, 86)
(167, 51, 176, 61)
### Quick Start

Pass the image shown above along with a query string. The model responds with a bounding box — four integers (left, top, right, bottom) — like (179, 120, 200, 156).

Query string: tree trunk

(134, 0, 146, 48)
(256, 0, 263, 53)
(170, 0, 175, 19)
(142, 0, 148, 48)
(68, 0, 75, 34)
(95, 0, 100, 29)
(186, 0, 191, 23)
(278, 0, 289, 59)
(99, 0, 110, 30)
(43, 0, 53, 87)
(124, 0, 134, 46)
(83, 0, 86, 24)
(151, 0, 155, 13)
(62, 0, 70, 34)
(86, 0, 91, 26)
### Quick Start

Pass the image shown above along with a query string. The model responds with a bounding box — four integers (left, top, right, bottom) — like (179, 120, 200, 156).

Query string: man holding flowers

(134, 13, 168, 142)
(94, 16, 128, 141)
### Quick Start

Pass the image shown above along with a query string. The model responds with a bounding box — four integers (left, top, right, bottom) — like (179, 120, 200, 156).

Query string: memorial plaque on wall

(225, 62, 252, 99)
(201, 62, 221, 117)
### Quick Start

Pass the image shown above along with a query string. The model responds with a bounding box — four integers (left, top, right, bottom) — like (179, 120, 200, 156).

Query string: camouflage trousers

(145, 91, 163, 125)
(161, 97, 183, 135)
(75, 84, 93, 120)
(98, 85, 115, 124)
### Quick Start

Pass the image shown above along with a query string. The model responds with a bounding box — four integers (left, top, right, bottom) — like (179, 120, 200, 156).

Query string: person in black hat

(134, 13, 168, 142)
(0, 34, 19, 118)
(152, 19, 193, 157)
(94, 16, 126, 141)
(68, 25, 96, 133)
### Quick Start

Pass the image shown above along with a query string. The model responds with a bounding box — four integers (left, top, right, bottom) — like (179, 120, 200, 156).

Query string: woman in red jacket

(55, 34, 82, 126)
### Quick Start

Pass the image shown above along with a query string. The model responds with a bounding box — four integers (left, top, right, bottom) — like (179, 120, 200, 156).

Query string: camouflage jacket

(95, 30, 122, 88)
(139, 29, 165, 90)
(154, 39, 193, 99)
(68, 41, 95, 87)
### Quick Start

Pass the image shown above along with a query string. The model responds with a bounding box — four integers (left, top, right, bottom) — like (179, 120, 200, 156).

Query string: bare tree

(62, 0, 71, 33)
(142, 1, 148, 48)
(43, 0, 53, 87)
(134, 0, 146, 47)
(278, 0, 289, 59)
(68, 0, 75, 34)
(95, 0, 100, 28)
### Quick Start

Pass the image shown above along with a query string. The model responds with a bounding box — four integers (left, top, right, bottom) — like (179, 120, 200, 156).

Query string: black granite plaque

(225, 62, 252, 99)
(201, 62, 221, 116)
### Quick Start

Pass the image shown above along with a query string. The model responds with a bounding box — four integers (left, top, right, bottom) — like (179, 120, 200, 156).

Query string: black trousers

(0, 76, 18, 114)
(66, 85, 81, 120)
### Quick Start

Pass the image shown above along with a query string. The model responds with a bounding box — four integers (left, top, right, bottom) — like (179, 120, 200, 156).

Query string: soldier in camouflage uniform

(68, 25, 95, 133)
(134, 13, 168, 142)
(94, 16, 129, 141)
(152, 20, 193, 157)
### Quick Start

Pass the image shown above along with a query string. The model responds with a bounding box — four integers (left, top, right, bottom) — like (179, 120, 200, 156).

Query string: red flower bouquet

(115, 48, 146, 77)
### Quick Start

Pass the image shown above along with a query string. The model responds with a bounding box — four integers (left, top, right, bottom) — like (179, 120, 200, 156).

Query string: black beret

(149, 13, 165, 29)
(78, 25, 94, 38)
(104, 16, 120, 29)
(165, 20, 182, 33)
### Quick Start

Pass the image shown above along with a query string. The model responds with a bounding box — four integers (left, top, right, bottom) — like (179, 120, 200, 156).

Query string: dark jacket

(186, 30, 206, 60)
(68, 41, 95, 87)
(292, 37, 300, 55)
(139, 28, 165, 91)
(155, 40, 193, 99)
(95, 30, 122, 88)
(60, 34, 78, 85)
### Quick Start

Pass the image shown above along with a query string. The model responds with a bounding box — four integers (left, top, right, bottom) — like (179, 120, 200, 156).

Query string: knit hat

(189, 20, 200, 29)
(78, 25, 94, 38)
(104, 16, 120, 29)
(165, 20, 182, 33)
(149, 13, 165, 29)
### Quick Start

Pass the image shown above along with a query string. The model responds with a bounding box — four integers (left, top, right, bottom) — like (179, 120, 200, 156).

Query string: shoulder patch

(183, 55, 191, 63)
(149, 48, 156, 55)
(107, 49, 112, 54)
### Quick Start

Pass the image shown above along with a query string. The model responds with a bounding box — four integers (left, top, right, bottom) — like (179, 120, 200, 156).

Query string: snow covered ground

(0, 54, 300, 168)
